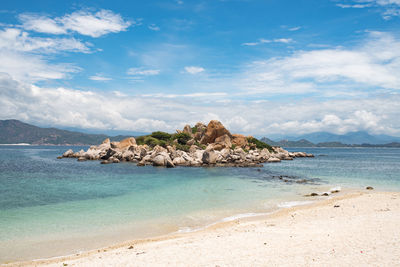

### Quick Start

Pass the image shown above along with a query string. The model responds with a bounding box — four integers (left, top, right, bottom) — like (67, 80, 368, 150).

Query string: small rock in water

(366, 186, 374, 190)
(334, 205, 340, 208)
(128, 245, 134, 249)
(77, 157, 87, 162)
(322, 192, 329, 196)
(57, 156, 63, 159)
(305, 192, 319, 197)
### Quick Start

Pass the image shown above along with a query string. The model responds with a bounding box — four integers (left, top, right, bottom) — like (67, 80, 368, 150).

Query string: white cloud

(0, 50, 80, 82)
(1, 73, 400, 136)
(336, 0, 400, 19)
(288, 26, 301, 31)
(184, 66, 205, 74)
(336, 3, 372, 8)
(242, 38, 293, 46)
(242, 42, 259, 46)
(0, 28, 91, 53)
(141, 92, 227, 98)
(240, 31, 400, 94)
(61, 10, 131, 37)
(19, 14, 66, 34)
(148, 24, 160, 31)
(19, 9, 132, 37)
(127, 67, 160, 76)
(89, 75, 112, 81)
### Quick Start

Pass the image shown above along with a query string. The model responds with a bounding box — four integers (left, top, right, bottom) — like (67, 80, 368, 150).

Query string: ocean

(1, 146, 399, 263)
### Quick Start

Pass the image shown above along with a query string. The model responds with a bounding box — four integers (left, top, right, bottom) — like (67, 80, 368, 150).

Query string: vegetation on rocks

(61, 120, 314, 168)
(247, 137, 274, 152)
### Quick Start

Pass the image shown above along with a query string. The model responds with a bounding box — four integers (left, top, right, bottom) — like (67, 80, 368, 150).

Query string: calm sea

(1, 146, 399, 262)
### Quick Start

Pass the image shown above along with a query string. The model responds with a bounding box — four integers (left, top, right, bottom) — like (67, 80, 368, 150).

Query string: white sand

(8, 191, 400, 267)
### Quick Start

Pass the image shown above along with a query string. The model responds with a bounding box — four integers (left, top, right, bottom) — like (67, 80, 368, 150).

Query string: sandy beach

(6, 190, 400, 267)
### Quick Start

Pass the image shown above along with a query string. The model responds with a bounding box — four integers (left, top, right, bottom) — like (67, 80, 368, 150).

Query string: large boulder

(98, 138, 111, 151)
(152, 155, 166, 166)
(101, 148, 116, 160)
(151, 145, 167, 158)
(200, 120, 232, 145)
(62, 149, 74, 158)
(182, 124, 193, 137)
(231, 134, 248, 148)
(152, 153, 175, 168)
(202, 150, 217, 164)
(214, 134, 232, 149)
(173, 157, 186, 165)
(111, 137, 136, 151)
(193, 122, 207, 141)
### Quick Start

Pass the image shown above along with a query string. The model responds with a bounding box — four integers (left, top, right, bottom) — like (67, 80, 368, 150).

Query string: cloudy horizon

(1, 0, 400, 137)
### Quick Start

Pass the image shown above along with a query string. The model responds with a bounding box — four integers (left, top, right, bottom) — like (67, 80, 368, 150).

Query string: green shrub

(172, 132, 191, 145)
(144, 136, 160, 147)
(194, 141, 206, 150)
(192, 126, 198, 134)
(247, 137, 273, 152)
(151, 131, 172, 141)
(175, 143, 190, 152)
(231, 144, 237, 150)
(136, 135, 146, 145)
(158, 140, 167, 148)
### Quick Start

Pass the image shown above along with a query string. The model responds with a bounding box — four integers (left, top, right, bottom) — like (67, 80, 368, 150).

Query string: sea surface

(1, 146, 400, 262)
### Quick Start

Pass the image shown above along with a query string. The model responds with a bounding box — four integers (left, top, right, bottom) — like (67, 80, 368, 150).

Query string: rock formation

(61, 120, 314, 168)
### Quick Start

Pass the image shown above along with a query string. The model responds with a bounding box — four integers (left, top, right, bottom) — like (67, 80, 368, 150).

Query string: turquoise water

(0, 146, 399, 262)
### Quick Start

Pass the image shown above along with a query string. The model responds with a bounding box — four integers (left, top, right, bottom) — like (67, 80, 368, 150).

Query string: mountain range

(1, 119, 400, 147)
(286, 131, 400, 145)
(261, 137, 400, 148)
(0, 120, 134, 145)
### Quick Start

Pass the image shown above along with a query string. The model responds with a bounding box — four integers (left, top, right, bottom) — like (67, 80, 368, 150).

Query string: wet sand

(6, 190, 400, 267)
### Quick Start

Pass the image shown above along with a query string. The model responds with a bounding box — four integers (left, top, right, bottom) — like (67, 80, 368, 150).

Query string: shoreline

(5, 189, 399, 266)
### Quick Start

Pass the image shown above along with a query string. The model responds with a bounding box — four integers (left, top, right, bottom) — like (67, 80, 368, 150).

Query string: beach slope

(12, 191, 400, 267)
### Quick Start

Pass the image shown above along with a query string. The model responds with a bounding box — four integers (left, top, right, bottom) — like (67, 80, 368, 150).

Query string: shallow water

(0, 146, 399, 262)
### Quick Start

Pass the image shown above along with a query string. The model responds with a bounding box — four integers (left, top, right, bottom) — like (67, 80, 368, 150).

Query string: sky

(0, 0, 400, 137)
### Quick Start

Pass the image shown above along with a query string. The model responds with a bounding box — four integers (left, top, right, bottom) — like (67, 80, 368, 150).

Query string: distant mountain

(0, 120, 137, 145)
(260, 137, 400, 148)
(273, 139, 317, 148)
(270, 131, 400, 145)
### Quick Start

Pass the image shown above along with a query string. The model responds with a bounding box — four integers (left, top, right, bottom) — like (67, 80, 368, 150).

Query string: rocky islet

(61, 120, 314, 167)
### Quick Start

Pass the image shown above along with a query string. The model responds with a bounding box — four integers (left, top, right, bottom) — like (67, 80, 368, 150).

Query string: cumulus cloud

(1, 73, 400, 136)
(19, 9, 132, 37)
(184, 66, 205, 74)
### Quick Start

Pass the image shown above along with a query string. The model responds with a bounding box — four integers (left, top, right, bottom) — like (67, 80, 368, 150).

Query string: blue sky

(0, 0, 400, 136)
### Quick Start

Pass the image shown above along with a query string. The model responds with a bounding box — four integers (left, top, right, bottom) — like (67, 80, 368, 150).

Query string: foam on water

(277, 201, 314, 208)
